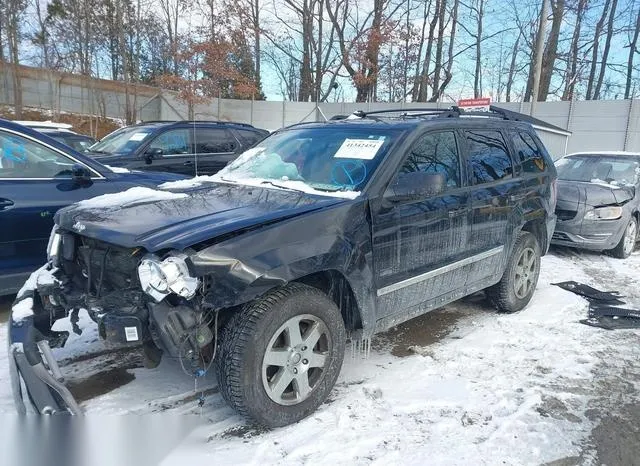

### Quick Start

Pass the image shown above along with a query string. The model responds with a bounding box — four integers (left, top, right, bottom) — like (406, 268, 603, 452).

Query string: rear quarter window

(465, 130, 513, 184)
(236, 129, 265, 147)
(513, 131, 546, 173)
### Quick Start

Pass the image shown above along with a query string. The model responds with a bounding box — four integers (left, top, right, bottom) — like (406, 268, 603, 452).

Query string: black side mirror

(388, 172, 446, 201)
(144, 147, 163, 164)
(72, 164, 92, 186)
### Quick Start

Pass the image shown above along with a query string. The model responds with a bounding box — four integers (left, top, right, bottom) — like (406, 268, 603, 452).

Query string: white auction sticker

(129, 132, 149, 141)
(124, 326, 139, 342)
(334, 139, 384, 160)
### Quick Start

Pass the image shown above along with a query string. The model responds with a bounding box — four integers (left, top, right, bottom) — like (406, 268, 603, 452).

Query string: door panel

(371, 131, 470, 318)
(193, 128, 240, 175)
(143, 128, 195, 176)
(464, 129, 516, 278)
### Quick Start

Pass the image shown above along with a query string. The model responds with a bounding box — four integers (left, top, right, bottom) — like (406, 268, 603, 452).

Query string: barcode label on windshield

(334, 139, 384, 160)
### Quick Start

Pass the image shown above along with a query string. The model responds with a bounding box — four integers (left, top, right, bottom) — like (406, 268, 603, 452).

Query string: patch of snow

(11, 297, 34, 321)
(77, 187, 188, 209)
(159, 176, 219, 190)
(16, 264, 56, 300)
(104, 165, 131, 174)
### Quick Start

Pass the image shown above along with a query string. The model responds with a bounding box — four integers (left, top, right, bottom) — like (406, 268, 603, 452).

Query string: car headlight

(138, 253, 200, 302)
(584, 206, 623, 220)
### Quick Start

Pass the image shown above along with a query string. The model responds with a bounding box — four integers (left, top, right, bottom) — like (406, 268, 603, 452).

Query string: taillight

(550, 178, 558, 209)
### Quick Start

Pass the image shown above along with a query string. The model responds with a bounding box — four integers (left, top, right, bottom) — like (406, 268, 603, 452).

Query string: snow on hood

(77, 187, 188, 210)
(589, 178, 623, 190)
(12, 264, 58, 322)
(159, 175, 219, 190)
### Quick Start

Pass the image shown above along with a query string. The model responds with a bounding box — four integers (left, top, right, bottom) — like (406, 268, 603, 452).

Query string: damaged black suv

(9, 107, 557, 426)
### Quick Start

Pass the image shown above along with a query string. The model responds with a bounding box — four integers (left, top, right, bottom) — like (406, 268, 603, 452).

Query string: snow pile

(105, 165, 131, 174)
(77, 187, 188, 209)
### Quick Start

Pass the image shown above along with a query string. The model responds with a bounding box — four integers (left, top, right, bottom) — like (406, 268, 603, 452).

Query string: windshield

(556, 156, 640, 187)
(216, 126, 403, 195)
(89, 127, 153, 155)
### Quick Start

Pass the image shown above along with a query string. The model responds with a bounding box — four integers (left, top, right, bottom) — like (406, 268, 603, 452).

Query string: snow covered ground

(1, 248, 640, 465)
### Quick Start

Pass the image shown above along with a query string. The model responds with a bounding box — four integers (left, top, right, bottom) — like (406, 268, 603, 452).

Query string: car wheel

(216, 283, 346, 427)
(611, 217, 637, 259)
(486, 231, 541, 313)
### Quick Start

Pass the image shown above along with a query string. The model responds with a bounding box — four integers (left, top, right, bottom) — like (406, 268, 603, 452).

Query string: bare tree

(538, 0, 565, 101)
(625, 5, 640, 99)
(562, 0, 588, 100)
(3, 0, 27, 117)
(593, 0, 618, 99)
(586, 0, 611, 99)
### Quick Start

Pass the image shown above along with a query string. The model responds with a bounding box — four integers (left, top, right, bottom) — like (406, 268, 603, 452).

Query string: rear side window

(514, 131, 546, 173)
(236, 128, 264, 146)
(195, 128, 237, 153)
(400, 131, 460, 188)
(465, 130, 513, 184)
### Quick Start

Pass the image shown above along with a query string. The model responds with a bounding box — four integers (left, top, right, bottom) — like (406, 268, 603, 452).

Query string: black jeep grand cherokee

(9, 107, 557, 426)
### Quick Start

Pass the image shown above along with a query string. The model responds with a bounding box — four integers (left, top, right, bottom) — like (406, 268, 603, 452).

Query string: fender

(190, 200, 378, 334)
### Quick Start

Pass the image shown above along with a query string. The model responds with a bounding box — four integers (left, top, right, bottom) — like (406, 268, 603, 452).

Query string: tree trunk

(473, 0, 484, 98)
(411, 0, 432, 101)
(428, 0, 447, 101)
(625, 7, 640, 99)
(505, 34, 520, 102)
(432, 0, 458, 101)
(586, 0, 611, 100)
(417, 0, 441, 101)
(593, 0, 618, 99)
(538, 0, 565, 101)
(562, 0, 586, 100)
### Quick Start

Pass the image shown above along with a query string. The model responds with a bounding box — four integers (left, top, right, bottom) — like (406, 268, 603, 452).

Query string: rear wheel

(486, 231, 541, 313)
(611, 217, 637, 259)
(216, 283, 346, 427)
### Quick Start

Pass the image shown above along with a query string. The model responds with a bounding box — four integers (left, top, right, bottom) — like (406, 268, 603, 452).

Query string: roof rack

(179, 120, 255, 128)
(351, 105, 570, 135)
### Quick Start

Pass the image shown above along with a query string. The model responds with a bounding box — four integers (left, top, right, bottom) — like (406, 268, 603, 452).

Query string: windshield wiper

(89, 149, 110, 154)
(260, 180, 307, 193)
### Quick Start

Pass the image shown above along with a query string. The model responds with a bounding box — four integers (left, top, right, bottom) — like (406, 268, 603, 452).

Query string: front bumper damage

(8, 266, 82, 415)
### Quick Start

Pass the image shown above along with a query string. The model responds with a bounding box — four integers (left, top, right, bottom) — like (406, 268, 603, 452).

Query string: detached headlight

(584, 206, 623, 221)
(138, 253, 200, 302)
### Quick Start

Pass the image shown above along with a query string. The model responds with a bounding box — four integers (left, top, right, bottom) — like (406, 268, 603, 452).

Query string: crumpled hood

(55, 183, 346, 251)
(557, 179, 634, 208)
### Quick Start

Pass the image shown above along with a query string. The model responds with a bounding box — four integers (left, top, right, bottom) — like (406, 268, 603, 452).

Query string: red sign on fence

(457, 98, 491, 111)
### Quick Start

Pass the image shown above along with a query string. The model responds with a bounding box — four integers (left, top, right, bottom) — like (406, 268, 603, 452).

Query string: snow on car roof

(14, 120, 74, 130)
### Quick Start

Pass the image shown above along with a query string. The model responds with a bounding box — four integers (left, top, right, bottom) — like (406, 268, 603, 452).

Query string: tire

(215, 282, 346, 427)
(610, 217, 637, 259)
(486, 231, 541, 313)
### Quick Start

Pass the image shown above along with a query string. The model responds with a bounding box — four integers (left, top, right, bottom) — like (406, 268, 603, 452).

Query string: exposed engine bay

(43, 229, 217, 376)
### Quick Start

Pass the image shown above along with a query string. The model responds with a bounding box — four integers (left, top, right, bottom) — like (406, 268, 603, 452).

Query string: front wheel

(611, 217, 637, 259)
(216, 283, 346, 427)
(486, 231, 541, 313)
